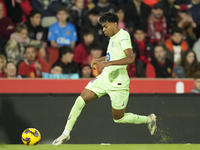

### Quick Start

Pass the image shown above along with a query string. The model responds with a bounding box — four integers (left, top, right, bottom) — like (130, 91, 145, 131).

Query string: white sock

(147, 116, 151, 124)
(63, 128, 71, 137)
(147, 116, 151, 123)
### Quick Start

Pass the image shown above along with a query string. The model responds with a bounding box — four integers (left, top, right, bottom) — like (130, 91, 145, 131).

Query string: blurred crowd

(0, 0, 200, 79)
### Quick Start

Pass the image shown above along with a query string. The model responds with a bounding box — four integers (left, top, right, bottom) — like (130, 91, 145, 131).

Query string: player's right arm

(91, 56, 106, 70)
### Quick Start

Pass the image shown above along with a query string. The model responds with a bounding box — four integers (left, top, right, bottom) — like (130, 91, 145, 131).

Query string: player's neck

(112, 28, 120, 37)
(59, 21, 67, 27)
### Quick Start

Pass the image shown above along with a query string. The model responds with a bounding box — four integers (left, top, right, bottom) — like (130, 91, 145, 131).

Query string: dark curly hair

(181, 50, 200, 78)
(99, 12, 118, 24)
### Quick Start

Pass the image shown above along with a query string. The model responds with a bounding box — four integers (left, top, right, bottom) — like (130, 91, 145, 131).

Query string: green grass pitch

(0, 144, 200, 150)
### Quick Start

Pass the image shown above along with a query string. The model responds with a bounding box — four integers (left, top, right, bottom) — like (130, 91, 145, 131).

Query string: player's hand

(91, 59, 99, 70)
(97, 61, 110, 71)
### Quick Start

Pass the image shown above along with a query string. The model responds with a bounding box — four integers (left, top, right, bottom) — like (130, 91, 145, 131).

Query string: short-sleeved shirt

(48, 22, 77, 46)
(101, 29, 132, 90)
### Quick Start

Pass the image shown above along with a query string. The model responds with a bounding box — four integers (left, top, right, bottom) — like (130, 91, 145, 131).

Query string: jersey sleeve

(120, 31, 132, 51)
(48, 25, 56, 41)
(71, 25, 77, 42)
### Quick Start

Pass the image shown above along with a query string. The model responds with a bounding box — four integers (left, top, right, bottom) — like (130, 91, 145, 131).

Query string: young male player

(52, 12, 157, 146)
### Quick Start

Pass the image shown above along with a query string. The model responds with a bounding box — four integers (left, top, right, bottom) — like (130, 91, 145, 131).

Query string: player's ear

(114, 22, 118, 27)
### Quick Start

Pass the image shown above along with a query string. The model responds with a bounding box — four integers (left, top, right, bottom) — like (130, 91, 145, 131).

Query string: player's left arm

(97, 48, 135, 71)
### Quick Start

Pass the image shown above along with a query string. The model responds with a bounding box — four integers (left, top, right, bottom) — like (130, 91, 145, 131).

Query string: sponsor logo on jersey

(106, 52, 110, 61)
(66, 30, 70, 35)
(57, 37, 70, 45)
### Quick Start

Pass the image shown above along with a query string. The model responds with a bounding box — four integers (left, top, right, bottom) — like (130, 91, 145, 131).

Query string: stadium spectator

(82, 8, 107, 54)
(156, 0, 179, 35)
(80, 63, 92, 78)
(146, 44, 175, 78)
(0, 3, 15, 54)
(60, 0, 74, 8)
(4, 0, 32, 24)
(187, 0, 200, 25)
(55, 46, 79, 74)
(190, 71, 200, 93)
(84, 43, 103, 77)
(25, 10, 47, 42)
(187, 0, 200, 38)
(30, 0, 62, 27)
(0, 0, 6, 17)
(73, 29, 94, 65)
(176, 4, 197, 48)
(132, 28, 154, 65)
(5, 61, 21, 78)
(18, 46, 43, 78)
(193, 37, 200, 63)
(125, 0, 151, 33)
(114, 6, 128, 32)
(95, 0, 115, 14)
(147, 3, 167, 45)
(172, 65, 185, 78)
(127, 59, 146, 78)
(180, 50, 200, 78)
(68, 0, 88, 42)
(5, 24, 46, 65)
(50, 61, 63, 74)
(48, 7, 77, 50)
(143, 0, 159, 7)
(109, 0, 131, 6)
(0, 55, 6, 78)
(165, 28, 189, 65)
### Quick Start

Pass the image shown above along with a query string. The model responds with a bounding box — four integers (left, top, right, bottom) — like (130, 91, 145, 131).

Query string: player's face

(186, 52, 195, 65)
(82, 66, 91, 78)
(152, 8, 163, 20)
(102, 22, 117, 37)
(134, 30, 145, 42)
(51, 66, 62, 74)
(25, 47, 37, 62)
(6, 63, 16, 77)
(195, 79, 200, 90)
(30, 13, 41, 26)
(171, 33, 182, 44)
(0, 6, 3, 19)
(154, 46, 166, 62)
(57, 11, 69, 22)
